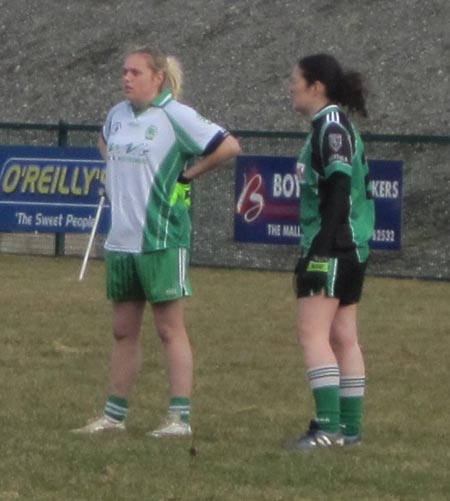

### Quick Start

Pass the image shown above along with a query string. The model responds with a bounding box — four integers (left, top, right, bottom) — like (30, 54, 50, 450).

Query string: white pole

(79, 195, 105, 281)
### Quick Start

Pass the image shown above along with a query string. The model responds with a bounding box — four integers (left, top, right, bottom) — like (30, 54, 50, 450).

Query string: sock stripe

(340, 376, 365, 384)
(105, 402, 128, 413)
(340, 376, 365, 397)
(308, 366, 340, 377)
(104, 410, 126, 421)
(104, 397, 128, 422)
(308, 365, 340, 390)
(308, 369, 340, 376)
(340, 382, 365, 388)
(168, 398, 191, 424)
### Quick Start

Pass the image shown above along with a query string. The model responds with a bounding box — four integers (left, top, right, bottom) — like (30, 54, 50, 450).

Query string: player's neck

(309, 100, 335, 120)
(310, 99, 333, 117)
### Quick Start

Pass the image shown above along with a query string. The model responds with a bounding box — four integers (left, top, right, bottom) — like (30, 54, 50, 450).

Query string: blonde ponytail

(164, 56, 183, 99)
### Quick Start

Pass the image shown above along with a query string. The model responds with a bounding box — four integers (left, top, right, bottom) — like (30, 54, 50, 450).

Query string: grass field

(1, 254, 450, 500)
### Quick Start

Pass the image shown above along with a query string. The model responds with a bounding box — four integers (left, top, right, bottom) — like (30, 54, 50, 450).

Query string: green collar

(150, 89, 173, 107)
(130, 89, 174, 117)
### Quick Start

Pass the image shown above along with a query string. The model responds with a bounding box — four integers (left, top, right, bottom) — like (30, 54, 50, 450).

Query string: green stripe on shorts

(327, 258, 338, 297)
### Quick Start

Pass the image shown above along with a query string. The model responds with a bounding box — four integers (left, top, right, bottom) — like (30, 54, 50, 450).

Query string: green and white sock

(104, 395, 128, 423)
(169, 397, 191, 424)
(340, 376, 365, 437)
(307, 365, 340, 433)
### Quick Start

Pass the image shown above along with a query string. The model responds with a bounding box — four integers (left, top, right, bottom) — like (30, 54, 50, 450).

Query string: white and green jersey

(103, 89, 226, 253)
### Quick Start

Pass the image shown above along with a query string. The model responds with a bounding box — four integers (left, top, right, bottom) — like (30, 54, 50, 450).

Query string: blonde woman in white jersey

(72, 47, 241, 437)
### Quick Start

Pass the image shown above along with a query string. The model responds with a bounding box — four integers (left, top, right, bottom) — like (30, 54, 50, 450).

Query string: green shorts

(105, 248, 192, 303)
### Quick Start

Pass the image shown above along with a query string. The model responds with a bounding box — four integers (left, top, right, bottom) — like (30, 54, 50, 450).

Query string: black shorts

(294, 255, 368, 305)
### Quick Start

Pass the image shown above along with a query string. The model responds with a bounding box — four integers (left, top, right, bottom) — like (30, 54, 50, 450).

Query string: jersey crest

(328, 133, 343, 152)
(145, 125, 158, 140)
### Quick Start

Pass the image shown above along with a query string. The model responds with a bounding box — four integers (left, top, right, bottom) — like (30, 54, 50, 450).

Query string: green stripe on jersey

(142, 144, 190, 252)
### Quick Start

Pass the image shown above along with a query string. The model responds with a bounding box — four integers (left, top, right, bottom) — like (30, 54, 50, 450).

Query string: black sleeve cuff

(202, 130, 229, 156)
(178, 173, 191, 184)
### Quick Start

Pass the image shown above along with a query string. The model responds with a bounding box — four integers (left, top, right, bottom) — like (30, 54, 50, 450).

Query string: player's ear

(313, 80, 326, 97)
(155, 70, 165, 87)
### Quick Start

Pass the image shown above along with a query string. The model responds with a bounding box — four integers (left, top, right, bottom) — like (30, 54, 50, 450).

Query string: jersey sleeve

(320, 122, 353, 179)
(163, 101, 228, 156)
(308, 172, 351, 256)
(102, 107, 115, 144)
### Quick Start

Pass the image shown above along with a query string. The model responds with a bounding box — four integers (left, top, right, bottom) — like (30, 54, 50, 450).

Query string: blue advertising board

(235, 155, 402, 250)
(368, 159, 403, 250)
(0, 145, 110, 233)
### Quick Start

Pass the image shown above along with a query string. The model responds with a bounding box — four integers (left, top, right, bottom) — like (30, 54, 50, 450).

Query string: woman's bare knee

(155, 323, 172, 344)
(152, 300, 186, 345)
(112, 329, 136, 343)
(112, 301, 145, 342)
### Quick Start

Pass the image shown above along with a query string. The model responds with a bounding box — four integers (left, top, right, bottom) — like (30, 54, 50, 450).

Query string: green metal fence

(1, 121, 449, 280)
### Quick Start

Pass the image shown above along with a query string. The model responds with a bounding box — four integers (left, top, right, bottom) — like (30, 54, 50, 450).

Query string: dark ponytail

(340, 70, 368, 117)
(298, 54, 368, 117)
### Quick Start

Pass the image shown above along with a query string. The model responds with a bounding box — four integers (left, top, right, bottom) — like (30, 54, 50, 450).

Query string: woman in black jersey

(288, 54, 375, 450)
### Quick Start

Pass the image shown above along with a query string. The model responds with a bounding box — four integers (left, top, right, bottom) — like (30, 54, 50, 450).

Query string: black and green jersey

(297, 104, 375, 262)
